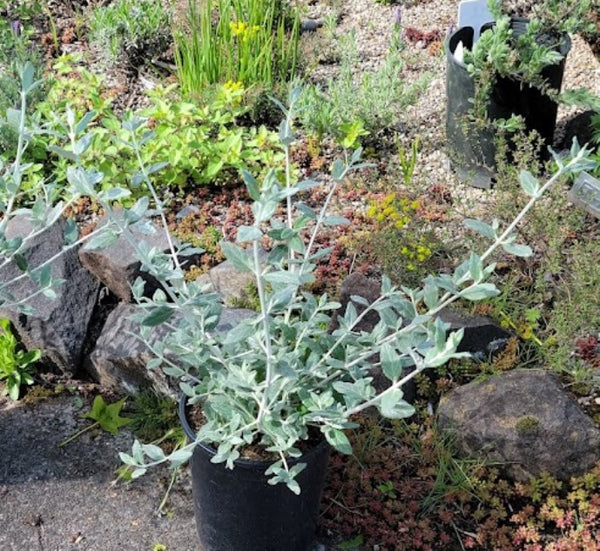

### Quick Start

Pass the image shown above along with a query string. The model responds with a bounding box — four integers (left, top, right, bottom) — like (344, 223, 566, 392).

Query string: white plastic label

(458, 0, 495, 41)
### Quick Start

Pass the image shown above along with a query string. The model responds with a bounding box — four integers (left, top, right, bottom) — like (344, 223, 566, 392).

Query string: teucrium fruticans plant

(4, 68, 596, 493)
(112, 90, 593, 493)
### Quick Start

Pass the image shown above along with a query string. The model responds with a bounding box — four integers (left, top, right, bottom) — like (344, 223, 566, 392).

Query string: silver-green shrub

(3, 69, 596, 493)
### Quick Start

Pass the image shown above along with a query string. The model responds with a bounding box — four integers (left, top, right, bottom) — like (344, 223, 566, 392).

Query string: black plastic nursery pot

(446, 19, 571, 188)
(178, 397, 331, 551)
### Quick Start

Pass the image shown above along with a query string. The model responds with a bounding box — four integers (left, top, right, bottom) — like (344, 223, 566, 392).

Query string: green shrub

(88, 0, 172, 66)
(13, 59, 283, 195)
(86, 84, 283, 191)
(297, 30, 430, 143)
(1, 55, 115, 198)
(173, 0, 299, 93)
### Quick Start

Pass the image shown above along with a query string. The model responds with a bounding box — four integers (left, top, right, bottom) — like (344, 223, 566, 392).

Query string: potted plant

(446, 0, 592, 187)
(101, 91, 591, 550)
(4, 69, 596, 550)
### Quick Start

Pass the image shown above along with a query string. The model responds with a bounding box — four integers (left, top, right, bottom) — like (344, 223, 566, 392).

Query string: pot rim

(178, 394, 330, 469)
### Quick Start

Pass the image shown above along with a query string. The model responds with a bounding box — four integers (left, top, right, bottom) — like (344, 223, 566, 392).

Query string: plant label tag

(569, 172, 600, 219)
(457, 0, 495, 41)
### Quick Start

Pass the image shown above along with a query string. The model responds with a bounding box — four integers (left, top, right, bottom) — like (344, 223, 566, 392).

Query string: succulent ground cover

(1, 0, 600, 549)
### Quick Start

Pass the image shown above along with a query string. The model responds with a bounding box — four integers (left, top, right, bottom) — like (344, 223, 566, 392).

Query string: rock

(79, 213, 198, 302)
(331, 273, 381, 332)
(437, 369, 600, 481)
(86, 304, 255, 397)
(437, 308, 511, 357)
(0, 216, 99, 374)
(559, 110, 596, 151)
(203, 248, 266, 306)
(300, 19, 324, 33)
(175, 204, 200, 220)
(86, 304, 167, 396)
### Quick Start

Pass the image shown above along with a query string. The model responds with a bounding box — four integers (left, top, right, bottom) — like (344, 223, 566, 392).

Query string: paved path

(0, 395, 198, 551)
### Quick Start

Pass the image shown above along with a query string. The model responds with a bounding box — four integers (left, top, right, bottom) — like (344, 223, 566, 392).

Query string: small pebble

(176, 205, 200, 220)
(300, 19, 324, 33)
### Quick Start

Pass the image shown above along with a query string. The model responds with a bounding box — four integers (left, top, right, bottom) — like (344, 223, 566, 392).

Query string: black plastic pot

(179, 397, 331, 551)
(446, 19, 571, 188)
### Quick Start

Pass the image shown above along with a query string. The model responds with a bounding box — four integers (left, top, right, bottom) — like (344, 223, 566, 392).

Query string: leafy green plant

(88, 0, 172, 66)
(59, 395, 133, 446)
(463, 0, 593, 122)
(497, 0, 596, 37)
(85, 83, 282, 191)
(117, 391, 186, 513)
(21, 71, 283, 195)
(173, 0, 299, 94)
(396, 135, 419, 187)
(338, 120, 369, 150)
(2, 54, 116, 199)
(0, 63, 122, 313)
(6, 66, 597, 498)
(0, 318, 41, 400)
(127, 390, 180, 443)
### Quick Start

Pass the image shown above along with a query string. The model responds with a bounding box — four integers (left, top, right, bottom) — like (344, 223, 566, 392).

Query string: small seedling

(338, 120, 369, 150)
(376, 480, 398, 499)
(60, 395, 132, 447)
(337, 535, 365, 549)
(396, 135, 420, 187)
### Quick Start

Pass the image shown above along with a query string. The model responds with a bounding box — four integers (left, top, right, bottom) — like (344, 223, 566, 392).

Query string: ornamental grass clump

(3, 70, 596, 493)
(173, 0, 299, 95)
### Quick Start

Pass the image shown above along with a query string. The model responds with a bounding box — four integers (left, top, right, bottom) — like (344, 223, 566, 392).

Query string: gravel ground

(298, 0, 600, 212)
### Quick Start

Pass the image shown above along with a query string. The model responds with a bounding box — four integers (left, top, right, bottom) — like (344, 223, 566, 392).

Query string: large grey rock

(79, 214, 198, 302)
(86, 304, 255, 397)
(0, 216, 99, 374)
(332, 275, 510, 356)
(437, 369, 600, 481)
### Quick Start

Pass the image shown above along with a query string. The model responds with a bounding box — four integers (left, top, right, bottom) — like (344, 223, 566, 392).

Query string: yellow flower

(229, 21, 246, 36)
(230, 22, 260, 42)
(224, 80, 243, 92)
(219, 80, 244, 105)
